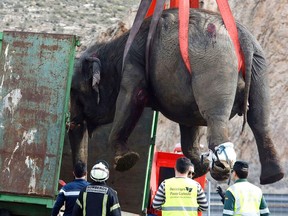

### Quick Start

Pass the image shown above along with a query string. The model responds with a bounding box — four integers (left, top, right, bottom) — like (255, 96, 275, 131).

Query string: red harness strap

(216, 0, 245, 73)
(178, 0, 244, 74)
(179, 0, 192, 73)
(124, 0, 244, 77)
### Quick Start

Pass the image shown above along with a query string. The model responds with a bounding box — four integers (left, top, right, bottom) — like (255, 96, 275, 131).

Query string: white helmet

(90, 160, 109, 182)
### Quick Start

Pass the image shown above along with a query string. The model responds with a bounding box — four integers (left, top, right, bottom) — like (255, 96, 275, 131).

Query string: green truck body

(0, 31, 77, 215)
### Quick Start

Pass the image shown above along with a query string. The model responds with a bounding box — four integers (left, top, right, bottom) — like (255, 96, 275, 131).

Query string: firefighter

(152, 157, 208, 215)
(72, 160, 121, 216)
(222, 160, 270, 216)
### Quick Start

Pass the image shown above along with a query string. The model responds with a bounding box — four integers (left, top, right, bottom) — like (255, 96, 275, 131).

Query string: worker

(72, 159, 121, 216)
(222, 160, 270, 216)
(152, 157, 208, 215)
(52, 160, 90, 216)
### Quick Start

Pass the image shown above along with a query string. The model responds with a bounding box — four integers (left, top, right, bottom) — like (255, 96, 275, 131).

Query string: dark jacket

(72, 181, 121, 216)
(52, 179, 90, 216)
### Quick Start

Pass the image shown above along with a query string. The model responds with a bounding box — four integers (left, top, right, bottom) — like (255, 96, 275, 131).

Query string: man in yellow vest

(152, 157, 208, 215)
(223, 160, 270, 216)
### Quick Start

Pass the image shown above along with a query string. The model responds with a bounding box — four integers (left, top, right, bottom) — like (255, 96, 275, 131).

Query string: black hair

(233, 161, 249, 179)
(74, 160, 87, 178)
(175, 157, 193, 174)
(235, 169, 248, 179)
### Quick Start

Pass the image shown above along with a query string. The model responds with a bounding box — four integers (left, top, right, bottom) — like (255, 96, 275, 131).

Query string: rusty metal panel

(0, 31, 75, 198)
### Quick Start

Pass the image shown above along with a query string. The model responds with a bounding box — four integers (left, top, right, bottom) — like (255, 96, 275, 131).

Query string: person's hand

(216, 186, 225, 204)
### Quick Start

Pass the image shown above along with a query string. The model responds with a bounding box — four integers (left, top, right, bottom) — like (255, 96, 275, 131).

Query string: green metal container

(0, 31, 77, 215)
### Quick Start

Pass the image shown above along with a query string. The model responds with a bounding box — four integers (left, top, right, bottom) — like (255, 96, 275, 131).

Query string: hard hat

(90, 160, 109, 182)
(174, 143, 182, 153)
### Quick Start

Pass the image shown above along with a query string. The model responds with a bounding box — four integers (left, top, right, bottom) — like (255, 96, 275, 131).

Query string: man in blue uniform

(72, 160, 121, 216)
(52, 160, 90, 216)
(223, 160, 270, 216)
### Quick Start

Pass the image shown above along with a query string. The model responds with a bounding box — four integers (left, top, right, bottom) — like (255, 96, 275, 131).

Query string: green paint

(142, 111, 159, 213)
(0, 31, 77, 215)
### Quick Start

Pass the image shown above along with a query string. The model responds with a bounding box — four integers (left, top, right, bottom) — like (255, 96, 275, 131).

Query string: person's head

(175, 157, 194, 177)
(90, 160, 110, 182)
(73, 160, 87, 178)
(232, 160, 249, 179)
(188, 164, 195, 179)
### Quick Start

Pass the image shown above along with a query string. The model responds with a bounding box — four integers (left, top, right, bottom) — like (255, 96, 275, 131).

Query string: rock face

(1, 0, 286, 194)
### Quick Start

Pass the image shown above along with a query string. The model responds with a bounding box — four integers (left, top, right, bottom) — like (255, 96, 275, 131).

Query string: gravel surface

(0, 0, 140, 53)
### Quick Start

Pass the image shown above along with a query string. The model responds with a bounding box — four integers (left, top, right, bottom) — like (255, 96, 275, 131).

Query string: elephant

(68, 8, 284, 184)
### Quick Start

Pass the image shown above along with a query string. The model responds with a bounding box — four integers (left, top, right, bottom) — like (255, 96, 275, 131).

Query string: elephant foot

(260, 162, 284, 185)
(210, 160, 231, 182)
(114, 151, 140, 172)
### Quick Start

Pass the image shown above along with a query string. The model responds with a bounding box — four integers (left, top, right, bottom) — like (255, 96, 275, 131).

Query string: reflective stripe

(223, 209, 234, 215)
(60, 190, 80, 196)
(102, 194, 108, 216)
(76, 199, 82, 209)
(236, 213, 259, 216)
(260, 208, 270, 214)
(162, 206, 198, 211)
(110, 203, 121, 211)
(83, 192, 87, 216)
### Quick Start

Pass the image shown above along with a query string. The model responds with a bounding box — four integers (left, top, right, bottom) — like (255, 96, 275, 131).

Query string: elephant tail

(237, 22, 268, 134)
(241, 48, 252, 134)
(237, 28, 254, 134)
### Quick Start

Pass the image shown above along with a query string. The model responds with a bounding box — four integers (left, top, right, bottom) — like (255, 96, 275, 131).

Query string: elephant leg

(180, 124, 210, 178)
(68, 124, 88, 166)
(248, 74, 284, 184)
(206, 117, 230, 149)
(109, 70, 148, 171)
(192, 64, 238, 181)
(205, 116, 237, 181)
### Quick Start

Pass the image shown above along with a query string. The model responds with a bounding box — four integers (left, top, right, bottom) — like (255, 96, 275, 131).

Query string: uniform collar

(74, 178, 85, 181)
(235, 178, 248, 183)
(92, 181, 107, 185)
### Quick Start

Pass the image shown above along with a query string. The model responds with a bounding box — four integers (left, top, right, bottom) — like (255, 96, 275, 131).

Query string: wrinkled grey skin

(69, 9, 284, 184)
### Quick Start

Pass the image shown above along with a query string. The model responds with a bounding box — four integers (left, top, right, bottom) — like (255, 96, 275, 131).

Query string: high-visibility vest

(227, 181, 262, 216)
(162, 177, 198, 216)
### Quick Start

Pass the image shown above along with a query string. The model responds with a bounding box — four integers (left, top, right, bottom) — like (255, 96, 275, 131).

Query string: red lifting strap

(179, 0, 192, 73)
(216, 0, 244, 72)
(124, 0, 244, 77)
(178, 0, 244, 74)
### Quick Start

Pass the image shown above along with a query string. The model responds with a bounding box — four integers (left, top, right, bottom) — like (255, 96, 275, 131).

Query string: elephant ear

(85, 57, 101, 104)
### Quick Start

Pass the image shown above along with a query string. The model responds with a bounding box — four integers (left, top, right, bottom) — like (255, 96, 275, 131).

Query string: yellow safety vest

(227, 181, 262, 216)
(162, 177, 198, 216)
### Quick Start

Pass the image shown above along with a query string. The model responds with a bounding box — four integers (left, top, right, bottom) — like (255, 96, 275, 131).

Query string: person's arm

(72, 191, 84, 216)
(196, 183, 208, 211)
(216, 186, 225, 204)
(259, 195, 270, 216)
(51, 189, 65, 216)
(222, 190, 235, 216)
(109, 189, 122, 216)
(152, 181, 166, 210)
